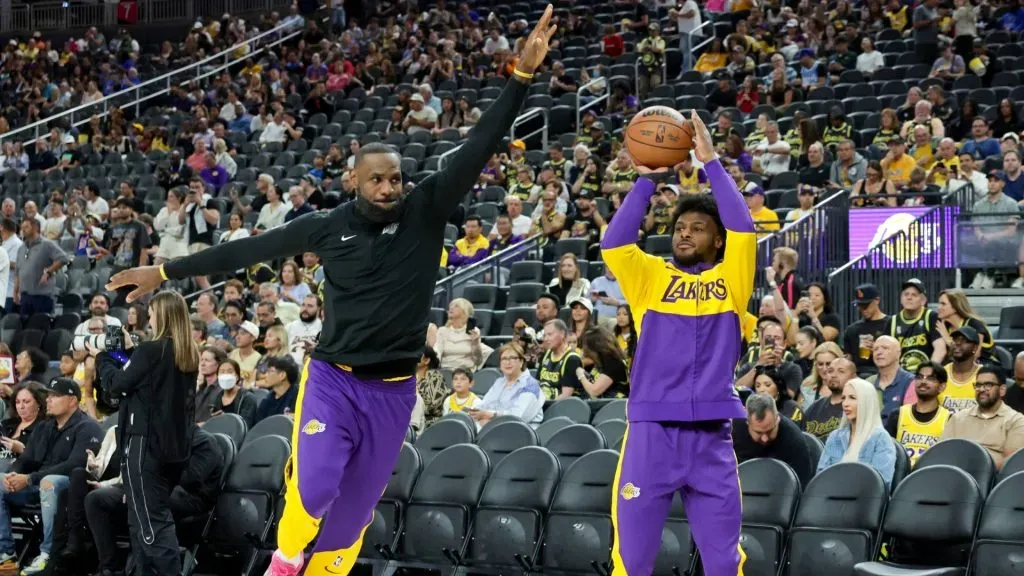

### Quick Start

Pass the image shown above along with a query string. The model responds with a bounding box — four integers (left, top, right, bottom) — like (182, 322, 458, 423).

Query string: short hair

(200, 345, 228, 365)
(745, 393, 778, 420)
(198, 292, 218, 308)
(916, 360, 948, 383)
(355, 142, 400, 165)
(257, 300, 277, 314)
(537, 293, 561, 309)
(452, 367, 473, 381)
(757, 315, 783, 330)
(219, 358, 242, 377)
(265, 355, 300, 384)
(671, 194, 727, 260)
(90, 292, 111, 306)
(976, 363, 1006, 383)
(421, 346, 440, 370)
(465, 215, 482, 227)
(191, 318, 208, 339)
(0, 218, 16, 234)
(1005, 149, 1021, 162)
(223, 299, 247, 320)
(545, 318, 570, 336)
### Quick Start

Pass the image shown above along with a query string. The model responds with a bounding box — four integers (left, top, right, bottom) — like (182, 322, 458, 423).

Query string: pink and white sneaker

(264, 550, 304, 576)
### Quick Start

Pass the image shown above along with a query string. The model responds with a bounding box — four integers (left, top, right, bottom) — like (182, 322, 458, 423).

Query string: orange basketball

(624, 106, 695, 169)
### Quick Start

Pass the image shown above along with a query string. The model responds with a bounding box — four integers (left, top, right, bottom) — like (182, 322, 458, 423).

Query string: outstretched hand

(517, 5, 558, 75)
(105, 265, 165, 303)
(689, 110, 717, 164)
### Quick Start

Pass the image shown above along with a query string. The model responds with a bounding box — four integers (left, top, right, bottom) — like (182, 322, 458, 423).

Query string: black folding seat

(240, 414, 293, 449)
(543, 424, 607, 472)
(654, 494, 697, 576)
(392, 444, 490, 569)
(854, 465, 983, 575)
(997, 447, 1024, 483)
(361, 442, 422, 567)
(591, 399, 626, 425)
(456, 446, 561, 573)
(891, 436, 911, 487)
(476, 419, 539, 468)
(194, 436, 290, 576)
(532, 449, 619, 574)
(414, 417, 475, 468)
(801, 432, 824, 470)
(968, 470, 1024, 575)
(737, 458, 802, 575)
(783, 462, 888, 575)
(463, 284, 499, 310)
(596, 419, 627, 450)
(442, 410, 477, 432)
(508, 260, 544, 284)
(536, 416, 575, 445)
(507, 282, 546, 307)
(473, 367, 501, 395)
(202, 413, 248, 448)
(543, 397, 591, 424)
(914, 438, 995, 497)
(181, 432, 237, 574)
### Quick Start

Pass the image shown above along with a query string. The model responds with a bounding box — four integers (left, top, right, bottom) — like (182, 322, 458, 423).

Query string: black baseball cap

(44, 377, 82, 401)
(853, 283, 880, 305)
(902, 278, 926, 294)
(951, 325, 981, 344)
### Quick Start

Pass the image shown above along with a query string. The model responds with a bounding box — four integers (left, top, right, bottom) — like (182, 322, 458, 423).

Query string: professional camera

(72, 325, 141, 360)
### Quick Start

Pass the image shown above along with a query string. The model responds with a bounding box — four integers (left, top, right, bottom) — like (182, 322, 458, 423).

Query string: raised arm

(422, 6, 556, 219)
(600, 176, 662, 305)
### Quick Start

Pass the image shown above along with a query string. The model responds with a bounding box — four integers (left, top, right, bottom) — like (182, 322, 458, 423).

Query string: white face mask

(217, 374, 237, 391)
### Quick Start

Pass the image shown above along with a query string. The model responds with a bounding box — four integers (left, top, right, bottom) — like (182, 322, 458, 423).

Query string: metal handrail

(689, 19, 714, 54)
(434, 234, 543, 308)
(575, 76, 610, 133)
(0, 22, 300, 147)
(510, 107, 549, 150)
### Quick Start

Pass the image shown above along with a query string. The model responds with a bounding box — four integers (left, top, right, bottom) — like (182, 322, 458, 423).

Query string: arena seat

(202, 413, 248, 449)
(891, 436, 911, 488)
(914, 439, 996, 498)
(736, 458, 801, 576)
(968, 470, 1024, 575)
(854, 465, 983, 575)
(543, 397, 591, 424)
(414, 417, 475, 468)
(535, 416, 575, 445)
(543, 424, 607, 472)
(457, 446, 561, 573)
(532, 449, 618, 574)
(595, 419, 627, 450)
(476, 419, 539, 468)
(473, 367, 502, 396)
(182, 432, 238, 574)
(802, 432, 824, 470)
(240, 414, 293, 449)
(997, 447, 1024, 483)
(363, 442, 422, 565)
(392, 444, 490, 569)
(441, 410, 477, 432)
(654, 494, 697, 576)
(591, 399, 627, 425)
(783, 462, 888, 575)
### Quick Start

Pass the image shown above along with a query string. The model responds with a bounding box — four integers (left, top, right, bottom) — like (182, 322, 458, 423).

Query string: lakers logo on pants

(611, 422, 746, 576)
(278, 359, 416, 575)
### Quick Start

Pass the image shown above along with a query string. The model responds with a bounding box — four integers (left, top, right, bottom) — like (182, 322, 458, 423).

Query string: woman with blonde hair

(92, 290, 199, 574)
(937, 288, 995, 363)
(817, 377, 897, 487)
(434, 298, 492, 370)
(800, 341, 844, 410)
(548, 253, 591, 305)
(254, 324, 290, 386)
(213, 138, 237, 178)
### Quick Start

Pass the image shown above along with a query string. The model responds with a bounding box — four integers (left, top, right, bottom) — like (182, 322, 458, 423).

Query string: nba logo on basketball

(655, 125, 666, 144)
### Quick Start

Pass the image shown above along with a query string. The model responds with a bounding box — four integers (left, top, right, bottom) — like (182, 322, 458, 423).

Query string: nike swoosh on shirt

(341, 235, 356, 241)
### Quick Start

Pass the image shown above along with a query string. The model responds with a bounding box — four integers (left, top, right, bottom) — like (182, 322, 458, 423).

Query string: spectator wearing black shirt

(707, 73, 738, 113)
(30, 140, 58, 173)
(214, 359, 258, 428)
(303, 83, 335, 117)
(799, 142, 832, 190)
(255, 355, 299, 423)
(103, 198, 152, 306)
(157, 150, 193, 190)
(285, 186, 315, 223)
(575, 326, 629, 399)
(735, 318, 803, 397)
(844, 283, 891, 376)
(548, 61, 577, 99)
(733, 393, 815, 487)
(804, 357, 856, 440)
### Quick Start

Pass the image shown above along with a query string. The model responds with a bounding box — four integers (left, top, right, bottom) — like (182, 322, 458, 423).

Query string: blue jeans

(679, 32, 694, 73)
(0, 473, 69, 555)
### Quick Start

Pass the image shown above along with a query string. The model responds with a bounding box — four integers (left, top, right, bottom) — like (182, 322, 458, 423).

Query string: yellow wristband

(159, 264, 168, 281)
(512, 68, 534, 80)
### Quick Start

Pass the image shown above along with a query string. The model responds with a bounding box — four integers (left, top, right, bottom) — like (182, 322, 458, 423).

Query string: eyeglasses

(500, 356, 522, 363)
(916, 375, 939, 384)
(974, 381, 1000, 390)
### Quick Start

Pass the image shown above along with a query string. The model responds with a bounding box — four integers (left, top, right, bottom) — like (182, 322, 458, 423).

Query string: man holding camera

(734, 316, 803, 396)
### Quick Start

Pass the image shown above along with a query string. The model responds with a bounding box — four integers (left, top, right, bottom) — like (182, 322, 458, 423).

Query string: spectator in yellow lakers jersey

(886, 361, 951, 465)
(937, 326, 982, 414)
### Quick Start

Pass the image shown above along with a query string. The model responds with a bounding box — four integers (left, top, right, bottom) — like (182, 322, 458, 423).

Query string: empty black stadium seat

(968, 470, 1024, 575)
(914, 438, 995, 498)
(543, 424, 607, 471)
(363, 442, 422, 564)
(737, 458, 801, 575)
(535, 416, 575, 445)
(240, 414, 293, 449)
(998, 447, 1024, 483)
(784, 463, 888, 575)
(532, 449, 619, 574)
(508, 261, 544, 284)
(473, 367, 501, 396)
(591, 399, 627, 425)
(476, 419, 539, 468)
(596, 419, 626, 449)
(463, 284, 499, 310)
(414, 418, 475, 468)
(393, 444, 490, 568)
(202, 413, 248, 449)
(891, 436, 910, 487)
(544, 397, 591, 423)
(442, 410, 476, 431)
(458, 446, 561, 572)
(507, 282, 545, 307)
(854, 465, 983, 575)
(802, 432, 824, 470)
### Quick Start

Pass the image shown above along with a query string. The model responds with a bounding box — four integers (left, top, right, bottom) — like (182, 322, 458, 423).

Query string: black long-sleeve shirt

(165, 77, 531, 377)
(14, 409, 103, 485)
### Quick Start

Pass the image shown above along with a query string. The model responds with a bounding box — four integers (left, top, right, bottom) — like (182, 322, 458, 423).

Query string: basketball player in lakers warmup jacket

(601, 111, 755, 576)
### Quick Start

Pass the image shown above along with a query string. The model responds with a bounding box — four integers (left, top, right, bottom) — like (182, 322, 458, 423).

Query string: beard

(300, 311, 317, 323)
(673, 250, 701, 267)
(355, 193, 407, 223)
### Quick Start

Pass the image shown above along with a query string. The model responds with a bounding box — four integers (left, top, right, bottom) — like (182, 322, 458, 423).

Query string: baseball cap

(853, 283, 880, 304)
(590, 121, 605, 132)
(951, 325, 981, 344)
(410, 93, 424, 103)
(238, 320, 260, 338)
(902, 278, 926, 294)
(509, 139, 526, 150)
(568, 296, 594, 313)
(988, 170, 1006, 181)
(44, 377, 82, 401)
(1003, 133, 1021, 144)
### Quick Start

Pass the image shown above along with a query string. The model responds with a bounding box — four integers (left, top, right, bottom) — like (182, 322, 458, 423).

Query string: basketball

(624, 106, 695, 168)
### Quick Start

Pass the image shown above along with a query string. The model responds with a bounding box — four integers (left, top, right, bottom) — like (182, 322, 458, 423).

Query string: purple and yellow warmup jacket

(600, 159, 756, 422)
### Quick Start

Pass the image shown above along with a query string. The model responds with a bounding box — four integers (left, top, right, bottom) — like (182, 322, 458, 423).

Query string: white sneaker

(1012, 277, 1024, 289)
(19, 553, 47, 576)
(970, 272, 987, 289)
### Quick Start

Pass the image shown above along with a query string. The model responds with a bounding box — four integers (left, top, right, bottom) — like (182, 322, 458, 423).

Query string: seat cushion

(854, 562, 965, 576)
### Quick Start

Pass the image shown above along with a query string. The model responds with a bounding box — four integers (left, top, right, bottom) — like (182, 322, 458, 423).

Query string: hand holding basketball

(624, 106, 695, 169)
(688, 110, 717, 164)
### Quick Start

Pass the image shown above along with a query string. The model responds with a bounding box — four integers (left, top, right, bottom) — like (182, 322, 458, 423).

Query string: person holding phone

(588, 267, 624, 328)
(92, 291, 198, 576)
(434, 298, 492, 371)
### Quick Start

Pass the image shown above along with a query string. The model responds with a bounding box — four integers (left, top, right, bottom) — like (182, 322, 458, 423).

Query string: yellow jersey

(445, 392, 480, 413)
(939, 363, 979, 413)
(895, 404, 952, 465)
(883, 154, 917, 184)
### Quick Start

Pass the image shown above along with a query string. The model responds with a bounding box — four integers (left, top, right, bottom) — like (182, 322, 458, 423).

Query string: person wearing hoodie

(830, 140, 868, 189)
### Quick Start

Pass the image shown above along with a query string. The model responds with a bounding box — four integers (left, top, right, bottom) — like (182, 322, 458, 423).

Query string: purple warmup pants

(611, 421, 746, 576)
(278, 358, 416, 576)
